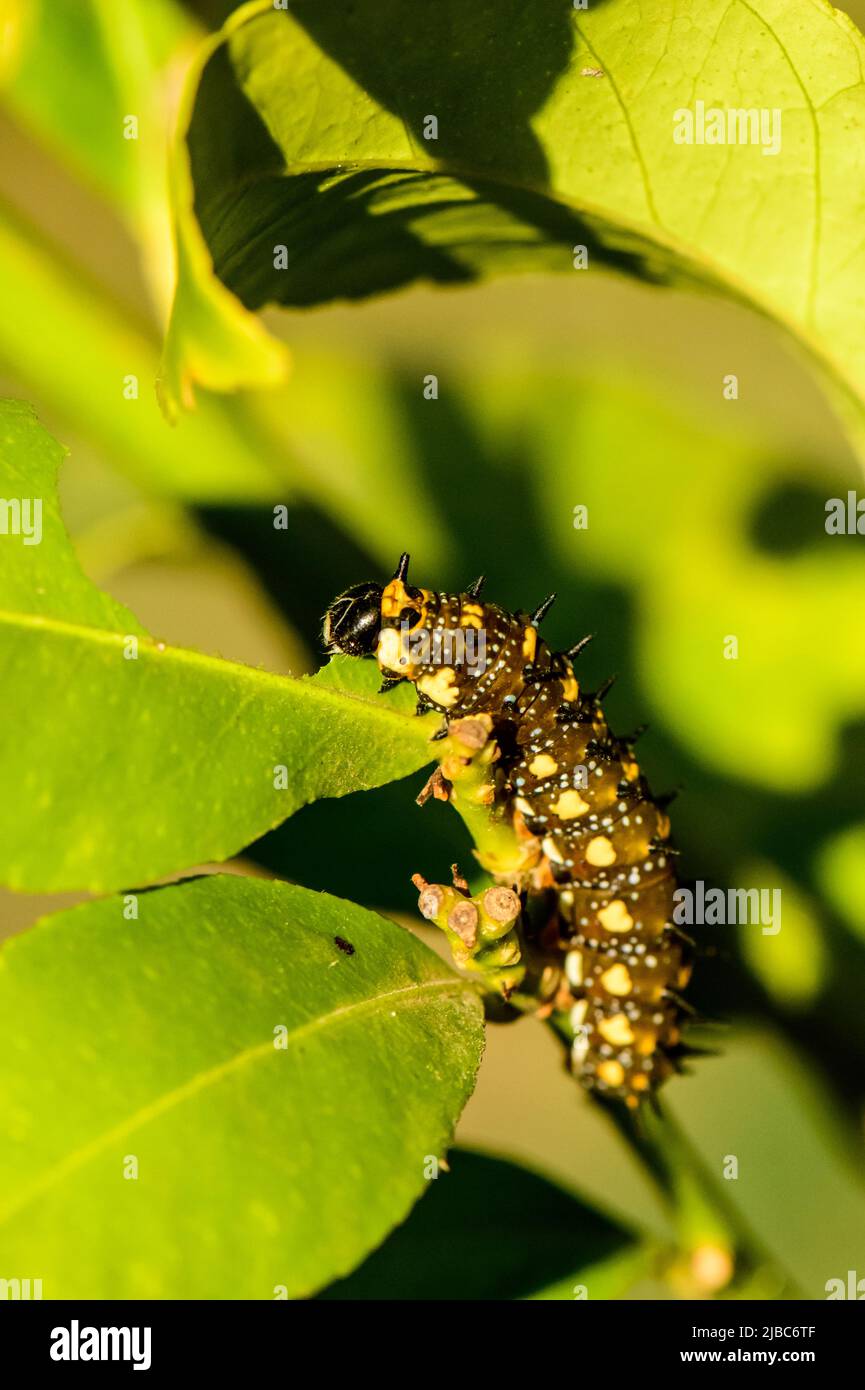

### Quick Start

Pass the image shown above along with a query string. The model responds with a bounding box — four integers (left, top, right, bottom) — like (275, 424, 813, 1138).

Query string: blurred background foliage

(1, 0, 864, 1297)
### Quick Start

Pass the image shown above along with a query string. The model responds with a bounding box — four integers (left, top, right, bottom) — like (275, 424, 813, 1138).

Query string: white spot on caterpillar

(570, 999, 588, 1030)
(565, 951, 584, 987)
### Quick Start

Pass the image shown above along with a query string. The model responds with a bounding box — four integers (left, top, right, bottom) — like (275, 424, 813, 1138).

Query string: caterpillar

(323, 554, 693, 1107)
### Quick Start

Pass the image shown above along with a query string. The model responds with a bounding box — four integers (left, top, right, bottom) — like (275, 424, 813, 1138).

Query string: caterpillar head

(323, 554, 417, 657)
(322, 581, 383, 656)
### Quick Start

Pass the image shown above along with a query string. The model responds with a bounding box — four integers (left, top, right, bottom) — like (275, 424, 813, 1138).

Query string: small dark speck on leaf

(334, 936, 355, 956)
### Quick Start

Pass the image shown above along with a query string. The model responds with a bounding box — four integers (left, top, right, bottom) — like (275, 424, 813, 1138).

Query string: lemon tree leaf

(0, 875, 485, 1298)
(164, 0, 865, 450)
(0, 399, 434, 891)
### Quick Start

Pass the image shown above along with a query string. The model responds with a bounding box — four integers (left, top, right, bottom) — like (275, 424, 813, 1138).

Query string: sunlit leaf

(0, 875, 484, 1297)
(0, 401, 435, 891)
(165, 0, 865, 458)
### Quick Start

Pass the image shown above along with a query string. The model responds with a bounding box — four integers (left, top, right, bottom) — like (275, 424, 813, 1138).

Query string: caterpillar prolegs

(323, 554, 693, 1107)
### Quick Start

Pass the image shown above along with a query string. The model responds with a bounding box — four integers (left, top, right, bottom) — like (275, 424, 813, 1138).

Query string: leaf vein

(0, 977, 470, 1229)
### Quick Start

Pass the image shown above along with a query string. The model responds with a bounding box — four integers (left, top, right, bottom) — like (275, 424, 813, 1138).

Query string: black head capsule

(322, 581, 383, 656)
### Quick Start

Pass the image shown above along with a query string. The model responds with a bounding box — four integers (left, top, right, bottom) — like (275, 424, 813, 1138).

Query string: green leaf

(0, 399, 143, 630)
(165, 0, 865, 448)
(319, 1149, 640, 1300)
(0, 401, 434, 891)
(0, 205, 281, 502)
(0, 875, 485, 1298)
(159, 17, 291, 414)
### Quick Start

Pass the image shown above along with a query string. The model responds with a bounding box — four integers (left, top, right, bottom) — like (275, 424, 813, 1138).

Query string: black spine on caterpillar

(323, 554, 691, 1108)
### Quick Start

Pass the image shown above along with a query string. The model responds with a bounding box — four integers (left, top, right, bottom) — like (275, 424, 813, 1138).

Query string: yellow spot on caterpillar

(586, 835, 616, 866)
(656, 812, 671, 839)
(600, 963, 633, 996)
(560, 676, 579, 701)
(376, 627, 406, 672)
(460, 602, 484, 627)
(417, 668, 459, 708)
(598, 1013, 635, 1047)
(529, 753, 558, 778)
(597, 900, 633, 933)
(625, 1094, 640, 1109)
(677, 964, 693, 988)
(631, 1073, 650, 1091)
(622, 760, 640, 782)
(381, 578, 429, 621)
(636, 1034, 657, 1055)
(597, 1059, 625, 1087)
(550, 789, 589, 819)
(522, 626, 537, 662)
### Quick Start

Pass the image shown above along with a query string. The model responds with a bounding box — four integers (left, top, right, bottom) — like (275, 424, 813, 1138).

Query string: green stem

(433, 716, 537, 878)
(604, 1099, 803, 1297)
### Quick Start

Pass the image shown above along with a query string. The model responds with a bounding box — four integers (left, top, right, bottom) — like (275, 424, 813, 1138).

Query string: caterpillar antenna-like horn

(393, 551, 411, 582)
(531, 593, 556, 625)
(466, 575, 486, 599)
(566, 634, 594, 660)
(594, 673, 618, 701)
